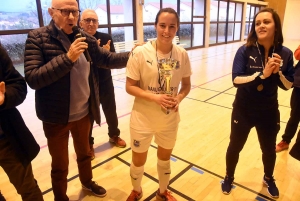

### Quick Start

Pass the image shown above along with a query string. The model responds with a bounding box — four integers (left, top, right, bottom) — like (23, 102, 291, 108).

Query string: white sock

(157, 159, 171, 194)
(130, 163, 144, 193)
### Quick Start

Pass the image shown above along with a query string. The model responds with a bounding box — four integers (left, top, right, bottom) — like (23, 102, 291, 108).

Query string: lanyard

(154, 41, 173, 89)
(155, 40, 173, 61)
(255, 41, 275, 69)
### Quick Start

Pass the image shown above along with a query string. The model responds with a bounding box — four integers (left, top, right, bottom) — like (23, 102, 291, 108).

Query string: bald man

(24, 0, 130, 200)
(80, 9, 126, 160)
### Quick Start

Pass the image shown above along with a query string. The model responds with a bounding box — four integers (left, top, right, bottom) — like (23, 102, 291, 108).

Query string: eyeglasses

(82, 18, 98, 24)
(52, 7, 80, 17)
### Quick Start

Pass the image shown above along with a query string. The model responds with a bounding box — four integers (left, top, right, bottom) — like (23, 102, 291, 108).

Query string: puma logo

(249, 56, 257, 63)
(147, 60, 153, 65)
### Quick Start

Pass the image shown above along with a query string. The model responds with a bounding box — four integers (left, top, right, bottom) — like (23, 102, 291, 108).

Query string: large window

(0, 0, 40, 31)
(143, 0, 205, 49)
(0, 0, 136, 74)
(209, 0, 242, 45)
(244, 4, 265, 39)
(0, 34, 28, 74)
(227, 2, 243, 42)
(79, 0, 136, 42)
(0, 0, 42, 75)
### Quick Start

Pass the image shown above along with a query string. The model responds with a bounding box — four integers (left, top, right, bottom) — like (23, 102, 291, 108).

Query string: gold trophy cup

(157, 58, 179, 114)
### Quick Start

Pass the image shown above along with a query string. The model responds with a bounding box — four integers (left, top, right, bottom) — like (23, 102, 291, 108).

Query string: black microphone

(72, 26, 91, 62)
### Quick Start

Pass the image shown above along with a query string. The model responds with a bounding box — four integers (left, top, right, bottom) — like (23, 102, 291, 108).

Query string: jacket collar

(47, 20, 67, 44)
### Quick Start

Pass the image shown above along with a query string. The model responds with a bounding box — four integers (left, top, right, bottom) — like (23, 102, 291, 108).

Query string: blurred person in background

(80, 9, 126, 160)
(0, 43, 43, 201)
(288, 45, 300, 160)
(276, 45, 300, 152)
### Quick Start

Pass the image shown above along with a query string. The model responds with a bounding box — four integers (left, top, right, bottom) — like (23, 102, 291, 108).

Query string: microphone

(72, 26, 91, 62)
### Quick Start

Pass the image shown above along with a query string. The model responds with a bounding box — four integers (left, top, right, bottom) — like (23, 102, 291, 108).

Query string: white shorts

(130, 126, 178, 153)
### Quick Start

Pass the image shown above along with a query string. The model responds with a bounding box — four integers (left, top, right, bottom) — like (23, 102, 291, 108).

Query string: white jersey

(126, 41, 192, 130)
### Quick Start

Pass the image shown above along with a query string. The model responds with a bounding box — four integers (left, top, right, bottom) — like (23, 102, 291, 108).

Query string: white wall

(282, 0, 300, 55)
(283, 0, 300, 40)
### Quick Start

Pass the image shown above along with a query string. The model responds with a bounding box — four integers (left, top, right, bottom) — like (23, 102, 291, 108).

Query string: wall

(264, 0, 287, 24)
(282, 0, 300, 40)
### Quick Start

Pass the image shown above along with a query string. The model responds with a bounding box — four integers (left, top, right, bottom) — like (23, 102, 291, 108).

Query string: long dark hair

(246, 8, 283, 47)
(154, 7, 179, 27)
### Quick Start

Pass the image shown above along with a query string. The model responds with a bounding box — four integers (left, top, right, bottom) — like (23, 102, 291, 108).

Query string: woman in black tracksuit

(289, 47, 300, 160)
(221, 8, 294, 199)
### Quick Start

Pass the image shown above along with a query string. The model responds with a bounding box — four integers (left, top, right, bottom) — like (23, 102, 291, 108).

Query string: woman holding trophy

(221, 8, 294, 198)
(125, 7, 192, 201)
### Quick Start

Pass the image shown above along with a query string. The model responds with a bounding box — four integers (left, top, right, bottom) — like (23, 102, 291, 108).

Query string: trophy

(157, 58, 180, 114)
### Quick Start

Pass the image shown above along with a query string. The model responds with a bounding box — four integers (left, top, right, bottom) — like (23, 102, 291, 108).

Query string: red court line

(39, 73, 231, 150)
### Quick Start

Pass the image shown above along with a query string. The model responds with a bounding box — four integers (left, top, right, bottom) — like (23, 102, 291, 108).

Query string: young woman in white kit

(125, 7, 192, 201)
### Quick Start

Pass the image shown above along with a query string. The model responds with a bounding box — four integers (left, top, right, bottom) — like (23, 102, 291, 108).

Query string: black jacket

(232, 44, 294, 110)
(24, 20, 129, 125)
(0, 45, 40, 167)
(94, 31, 116, 82)
(293, 60, 300, 88)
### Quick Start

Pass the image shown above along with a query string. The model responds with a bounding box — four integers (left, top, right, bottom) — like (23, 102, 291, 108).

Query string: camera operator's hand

(67, 37, 88, 62)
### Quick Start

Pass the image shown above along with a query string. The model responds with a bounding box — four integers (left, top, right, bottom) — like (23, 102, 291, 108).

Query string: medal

(257, 84, 263, 91)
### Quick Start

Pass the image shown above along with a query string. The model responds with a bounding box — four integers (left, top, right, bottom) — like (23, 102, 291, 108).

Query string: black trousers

(290, 134, 300, 160)
(226, 106, 280, 178)
(0, 137, 43, 201)
(282, 87, 300, 143)
(89, 69, 120, 145)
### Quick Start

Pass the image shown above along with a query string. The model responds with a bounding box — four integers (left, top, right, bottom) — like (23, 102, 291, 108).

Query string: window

(0, 0, 40, 31)
(245, 4, 265, 39)
(210, 0, 243, 45)
(143, 0, 205, 49)
(0, 0, 41, 73)
(40, 0, 52, 26)
(79, 0, 136, 42)
(0, 34, 28, 75)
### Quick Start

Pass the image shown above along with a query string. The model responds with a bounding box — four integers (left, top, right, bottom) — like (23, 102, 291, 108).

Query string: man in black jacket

(24, 0, 130, 200)
(0, 44, 43, 201)
(80, 9, 126, 159)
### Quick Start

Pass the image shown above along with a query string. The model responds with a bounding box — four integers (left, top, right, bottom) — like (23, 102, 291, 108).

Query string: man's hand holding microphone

(67, 26, 91, 62)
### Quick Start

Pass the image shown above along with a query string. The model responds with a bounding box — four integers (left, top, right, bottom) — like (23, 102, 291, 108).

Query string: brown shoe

(109, 136, 126, 148)
(82, 181, 106, 197)
(276, 140, 289, 152)
(89, 145, 95, 160)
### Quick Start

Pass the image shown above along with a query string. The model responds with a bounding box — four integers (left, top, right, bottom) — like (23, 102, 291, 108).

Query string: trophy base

(161, 106, 170, 115)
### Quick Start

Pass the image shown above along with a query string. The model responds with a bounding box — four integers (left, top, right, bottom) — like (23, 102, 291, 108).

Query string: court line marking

(41, 144, 275, 201)
(149, 145, 275, 201)
(38, 73, 235, 150)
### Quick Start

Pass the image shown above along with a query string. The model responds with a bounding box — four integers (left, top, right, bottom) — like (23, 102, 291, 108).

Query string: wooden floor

(1, 40, 300, 201)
